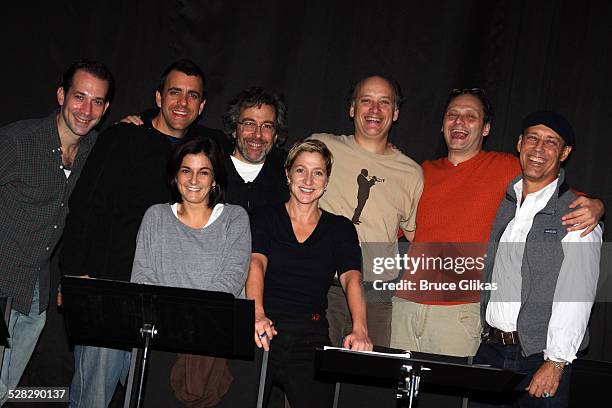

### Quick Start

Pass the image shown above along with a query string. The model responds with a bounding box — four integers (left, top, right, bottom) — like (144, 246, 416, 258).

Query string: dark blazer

(60, 121, 173, 282)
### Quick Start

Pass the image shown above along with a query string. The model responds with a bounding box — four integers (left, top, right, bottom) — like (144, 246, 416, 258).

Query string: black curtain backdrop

(1, 0, 610, 360)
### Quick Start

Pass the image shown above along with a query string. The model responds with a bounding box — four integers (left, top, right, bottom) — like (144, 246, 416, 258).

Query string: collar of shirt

(508, 177, 559, 241)
(170, 203, 225, 229)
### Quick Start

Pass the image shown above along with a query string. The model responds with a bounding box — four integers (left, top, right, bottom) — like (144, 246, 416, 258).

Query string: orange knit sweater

(397, 151, 520, 304)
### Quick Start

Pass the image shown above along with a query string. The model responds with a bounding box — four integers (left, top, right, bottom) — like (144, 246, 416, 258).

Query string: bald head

(350, 75, 403, 110)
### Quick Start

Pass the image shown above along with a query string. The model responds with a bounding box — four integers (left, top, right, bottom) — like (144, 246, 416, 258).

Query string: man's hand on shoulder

(562, 196, 604, 237)
(118, 114, 143, 126)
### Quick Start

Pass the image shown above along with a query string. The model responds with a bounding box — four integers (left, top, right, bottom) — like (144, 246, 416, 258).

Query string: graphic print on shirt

(351, 168, 385, 225)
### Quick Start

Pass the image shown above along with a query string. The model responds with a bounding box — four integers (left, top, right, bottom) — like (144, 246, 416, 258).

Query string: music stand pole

(135, 324, 157, 408)
(397, 364, 428, 408)
(256, 349, 269, 408)
(0, 298, 12, 365)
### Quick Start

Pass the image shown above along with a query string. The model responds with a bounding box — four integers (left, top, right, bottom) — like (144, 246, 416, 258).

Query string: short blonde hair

(284, 139, 333, 177)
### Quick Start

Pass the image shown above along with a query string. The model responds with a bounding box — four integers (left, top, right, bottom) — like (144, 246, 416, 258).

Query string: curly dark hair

(222, 86, 288, 147)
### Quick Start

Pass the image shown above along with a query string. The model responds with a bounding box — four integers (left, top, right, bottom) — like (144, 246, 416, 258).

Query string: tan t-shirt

(310, 134, 424, 281)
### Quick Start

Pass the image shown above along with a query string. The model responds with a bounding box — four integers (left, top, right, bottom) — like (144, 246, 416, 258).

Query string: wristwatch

(545, 358, 567, 371)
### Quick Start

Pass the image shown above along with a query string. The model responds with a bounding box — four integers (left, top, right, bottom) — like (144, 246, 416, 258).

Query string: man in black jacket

(222, 87, 289, 212)
(60, 58, 206, 408)
(102, 86, 290, 407)
(217, 87, 290, 408)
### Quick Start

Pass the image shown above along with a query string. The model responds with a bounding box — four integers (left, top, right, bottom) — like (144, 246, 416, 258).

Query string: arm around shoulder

(562, 195, 605, 237)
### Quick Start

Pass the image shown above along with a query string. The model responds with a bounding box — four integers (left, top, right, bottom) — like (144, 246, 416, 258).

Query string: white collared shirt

(486, 178, 602, 363)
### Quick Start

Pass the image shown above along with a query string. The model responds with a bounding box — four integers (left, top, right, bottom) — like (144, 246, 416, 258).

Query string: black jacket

(60, 118, 226, 281)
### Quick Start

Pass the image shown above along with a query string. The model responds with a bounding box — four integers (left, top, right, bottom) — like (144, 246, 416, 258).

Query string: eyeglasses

(449, 87, 487, 97)
(237, 120, 276, 135)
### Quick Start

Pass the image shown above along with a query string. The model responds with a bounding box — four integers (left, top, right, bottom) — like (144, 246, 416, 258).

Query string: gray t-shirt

(131, 203, 251, 297)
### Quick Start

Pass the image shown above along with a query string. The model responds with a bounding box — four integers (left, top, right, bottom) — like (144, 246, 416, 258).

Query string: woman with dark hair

(131, 136, 250, 405)
(246, 139, 372, 407)
(131, 135, 250, 296)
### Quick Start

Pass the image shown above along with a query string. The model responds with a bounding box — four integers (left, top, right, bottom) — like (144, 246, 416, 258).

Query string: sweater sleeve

(130, 205, 159, 284)
(208, 206, 252, 297)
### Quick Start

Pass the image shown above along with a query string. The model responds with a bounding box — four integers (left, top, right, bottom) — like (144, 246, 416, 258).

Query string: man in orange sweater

(390, 88, 604, 357)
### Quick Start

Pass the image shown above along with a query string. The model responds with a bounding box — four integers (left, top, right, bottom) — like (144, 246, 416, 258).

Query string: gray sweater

(131, 203, 251, 297)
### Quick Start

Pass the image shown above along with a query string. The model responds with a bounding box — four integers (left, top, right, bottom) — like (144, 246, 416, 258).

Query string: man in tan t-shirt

(310, 75, 423, 347)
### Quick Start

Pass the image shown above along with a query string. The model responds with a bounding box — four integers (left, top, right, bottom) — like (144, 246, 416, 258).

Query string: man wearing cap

(472, 111, 602, 407)
(391, 89, 604, 358)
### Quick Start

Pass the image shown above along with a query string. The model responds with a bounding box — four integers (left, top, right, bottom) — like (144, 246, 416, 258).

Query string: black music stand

(0, 298, 11, 359)
(61, 276, 254, 408)
(315, 347, 525, 408)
